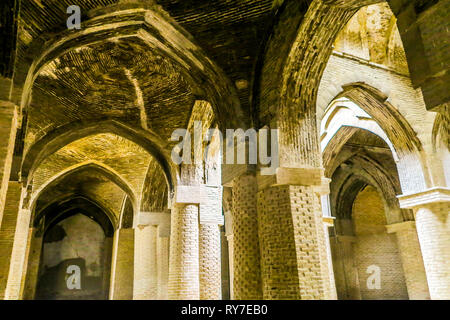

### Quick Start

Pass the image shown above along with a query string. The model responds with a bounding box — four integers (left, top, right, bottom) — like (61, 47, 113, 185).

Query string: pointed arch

(21, 119, 176, 193)
(29, 161, 138, 218)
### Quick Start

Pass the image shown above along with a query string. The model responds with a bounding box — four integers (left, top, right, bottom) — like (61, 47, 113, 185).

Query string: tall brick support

(0, 181, 23, 299)
(322, 217, 338, 300)
(199, 223, 221, 300)
(330, 235, 362, 299)
(398, 189, 450, 300)
(109, 228, 134, 300)
(133, 211, 171, 300)
(4, 207, 32, 300)
(168, 203, 200, 299)
(134, 225, 158, 299)
(22, 229, 42, 300)
(198, 185, 223, 300)
(156, 228, 169, 300)
(386, 221, 430, 299)
(231, 173, 262, 299)
(0, 101, 18, 225)
(257, 183, 331, 299)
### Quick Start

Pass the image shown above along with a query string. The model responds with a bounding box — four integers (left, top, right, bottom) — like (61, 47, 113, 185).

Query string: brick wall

(353, 186, 408, 299)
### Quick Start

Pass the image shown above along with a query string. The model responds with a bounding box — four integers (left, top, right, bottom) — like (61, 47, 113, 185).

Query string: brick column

(330, 235, 362, 300)
(134, 211, 171, 300)
(168, 199, 200, 299)
(231, 173, 262, 299)
(109, 228, 134, 300)
(156, 226, 169, 300)
(0, 181, 24, 299)
(386, 221, 430, 299)
(199, 185, 223, 300)
(199, 223, 221, 300)
(22, 229, 43, 300)
(4, 206, 33, 300)
(134, 225, 158, 299)
(398, 188, 450, 300)
(0, 101, 18, 225)
(257, 168, 333, 299)
(224, 210, 234, 299)
(323, 216, 338, 300)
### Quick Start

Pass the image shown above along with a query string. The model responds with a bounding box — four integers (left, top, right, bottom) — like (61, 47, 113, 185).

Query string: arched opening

(34, 207, 114, 300)
(325, 127, 427, 299)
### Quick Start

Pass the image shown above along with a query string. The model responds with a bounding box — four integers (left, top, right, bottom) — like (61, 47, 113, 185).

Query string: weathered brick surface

(387, 221, 430, 299)
(353, 187, 408, 299)
(0, 102, 18, 224)
(168, 203, 200, 299)
(415, 203, 450, 300)
(231, 173, 262, 299)
(0, 181, 22, 299)
(258, 184, 331, 299)
(110, 228, 134, 300)
(156, 234, 169, 300)
(199, 223, 221, 300)
(134, 225, 157, 300)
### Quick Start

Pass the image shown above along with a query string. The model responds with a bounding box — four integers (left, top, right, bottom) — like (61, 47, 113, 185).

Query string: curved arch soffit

(320, 97, 400, 162)
(34, 195, 116, 237)
(21, 120, 176, 192)
(30, 161, 138, 216)
(19, 5, 244, 129)
(332, 159, 402, 224)
(335, 83, 423, 156)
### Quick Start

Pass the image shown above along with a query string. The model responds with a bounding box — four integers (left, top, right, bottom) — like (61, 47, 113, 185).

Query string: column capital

(386, 221, 416, 234)
(135, 211, 171, 237)
(173, 184, 222, 205)
(257, 167, 326, 190)
(172, 185, 223, 225)
(397, 187, 450, 209)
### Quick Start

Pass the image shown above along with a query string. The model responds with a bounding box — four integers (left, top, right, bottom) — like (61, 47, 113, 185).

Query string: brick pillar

(22, 229, 43, 300)
(398, 188, 450, 300)
(199, 224, 221, 300)
(4, 207, 32, 300)
(220, 225, 231, 300)
(0, 101, 18, 225)
(156, 227, 169, 300)
(323, 217, 338, 300)
(168, 203, 200, 299)
(198, 185, 223, 300)
(330, 235, 362, 300)
(110, 228, 134, 300)
(386, 221, 430, 299)
(0, 181, 23, 299)
(257, 168, 332, 299)
(231, 173, 262, 299)
(134, 225, 158, 299)
(135, 211, 171, 300)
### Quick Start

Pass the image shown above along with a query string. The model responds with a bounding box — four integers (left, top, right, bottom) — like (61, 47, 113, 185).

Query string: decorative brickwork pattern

(258, 184, 330, 299)
(168, 203, 200, 299)
(231, 174, 262, 299)
(415, 203, 450, 299)
(199, 223, 221, 300)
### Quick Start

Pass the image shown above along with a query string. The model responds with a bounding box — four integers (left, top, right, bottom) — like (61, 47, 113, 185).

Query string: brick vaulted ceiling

(17, 0, 275, 149)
